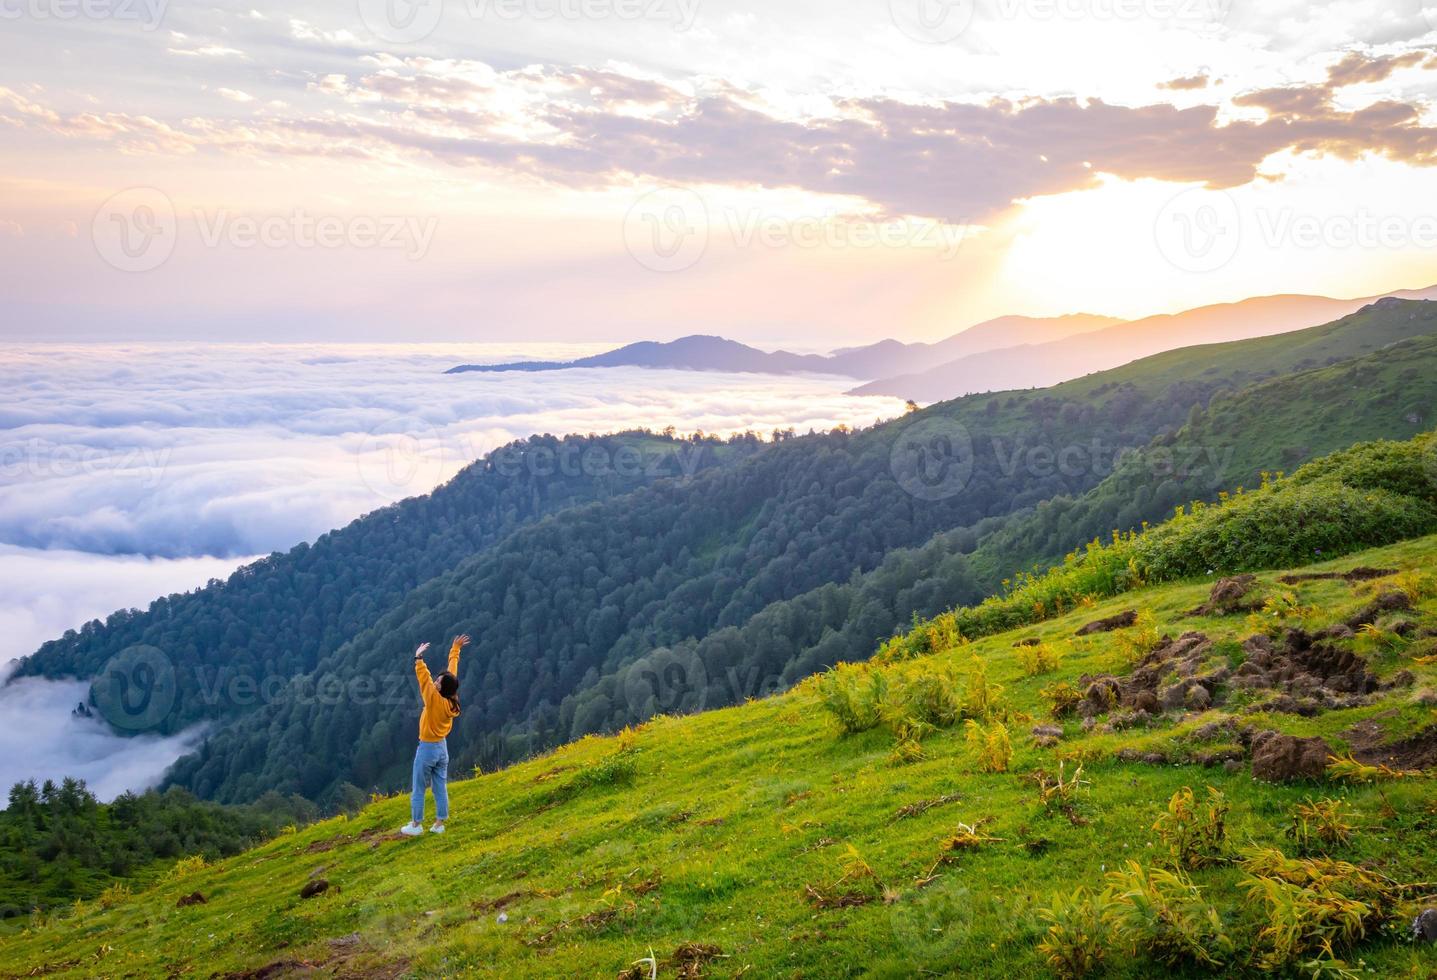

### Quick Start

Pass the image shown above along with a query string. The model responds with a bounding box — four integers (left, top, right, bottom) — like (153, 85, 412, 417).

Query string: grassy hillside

(6, 531, 1434, 975)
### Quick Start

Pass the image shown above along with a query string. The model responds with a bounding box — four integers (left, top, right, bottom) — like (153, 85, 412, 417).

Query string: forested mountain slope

(153, 301, 1437, 805)
(9, 431, 761, 733)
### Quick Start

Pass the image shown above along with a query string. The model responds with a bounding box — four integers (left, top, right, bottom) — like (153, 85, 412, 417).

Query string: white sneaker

(399, 821, 424, 837)
(429, 822, 446, 834)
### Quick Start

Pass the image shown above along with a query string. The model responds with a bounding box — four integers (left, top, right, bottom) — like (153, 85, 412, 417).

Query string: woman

(399, 633, 467, 836)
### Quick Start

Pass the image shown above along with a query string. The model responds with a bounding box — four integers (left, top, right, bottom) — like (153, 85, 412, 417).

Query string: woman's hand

(414, 642, 430, 659)
(453, 634, 470, 649)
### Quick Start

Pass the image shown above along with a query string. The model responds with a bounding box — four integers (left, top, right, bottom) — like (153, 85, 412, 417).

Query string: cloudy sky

(3, 1, 1437, 345)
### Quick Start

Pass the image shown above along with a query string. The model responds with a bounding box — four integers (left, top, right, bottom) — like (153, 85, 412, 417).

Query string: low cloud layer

(0, 343, 905, 559)
(0, 549, 234, 800)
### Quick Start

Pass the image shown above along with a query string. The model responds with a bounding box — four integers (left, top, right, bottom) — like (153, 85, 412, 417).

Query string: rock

(300, 879, 330, 899)
(1013, 637, 1041, 647)
(1031, 724, 1063, 740)
(1250, 732, 1331, 782)
(1079, 677, 1121, 717)
(1185, 685, 1212, 711)
(1190, 574, 1260, 615)
(176, 892, 206, 908)
(1388, 669, 1416, 689)
(1413, 908, 1437, 943)
(1076, 610, 1138, 635)
(1223, 759, 1243, 773)
(1131, 690, 1161, 715)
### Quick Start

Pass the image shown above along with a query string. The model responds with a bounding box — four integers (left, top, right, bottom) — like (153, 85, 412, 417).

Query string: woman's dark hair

(436, 672, 460, 713)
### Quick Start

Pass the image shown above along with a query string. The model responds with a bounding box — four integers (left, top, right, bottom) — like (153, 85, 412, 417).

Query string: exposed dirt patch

(802, 884, 875, 910)
(892, 793, 962, 821)
(1250, 731, 1332, 782)
(1346, 589, 1414, 629)
(472, 890, 532, 913)
(1344, 721, 1437, 771)
(1079, 632, 1225, 725)
(1233, 628, 1388, 716)
(1189, 574, 1263, 615)
(670, 942, 725, 979)
(1075, 610, 1137, 635)
(1279, 566, 1396, 585)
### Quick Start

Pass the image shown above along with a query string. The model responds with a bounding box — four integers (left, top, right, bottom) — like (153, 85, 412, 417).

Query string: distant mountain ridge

(445, 314, 1120, 380)
(852, 284, 1437, 401)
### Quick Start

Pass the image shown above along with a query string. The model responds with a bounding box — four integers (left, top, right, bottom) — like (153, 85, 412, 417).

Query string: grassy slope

(7, 539, 1435, 978)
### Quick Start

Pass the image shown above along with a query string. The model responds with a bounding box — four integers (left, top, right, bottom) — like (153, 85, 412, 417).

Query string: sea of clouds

(0, 342, 905, 798)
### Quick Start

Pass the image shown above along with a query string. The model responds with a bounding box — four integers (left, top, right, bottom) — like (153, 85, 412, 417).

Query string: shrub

(960, 655, 1004, 721)
(1286, 798, 1355, 855)
(1018, 641, 1062, 677)
(1240, 872, 1373, 972)
(568, 752, 638, 792)
(1101, 862, 1232, 967)
(964, 720, 1012, 773)
(816, 663, 887, 735)
(165, 855, 208, 881)
(1037, 886, 1108, 979)
(97, 883, 131, 910)
(1152, 786, 1229, 869)
(1039, 681, 1082, 718)
(1112, 610, 1163, 665)
(1032, 761, 1088, 813)
(882, 661, 962, 730)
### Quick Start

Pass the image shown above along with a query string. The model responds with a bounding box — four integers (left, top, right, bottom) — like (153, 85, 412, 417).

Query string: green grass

(5, 535, 1436, 978)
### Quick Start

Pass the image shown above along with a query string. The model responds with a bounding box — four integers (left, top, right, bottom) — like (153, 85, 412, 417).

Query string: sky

(3, 1, 1437, 345)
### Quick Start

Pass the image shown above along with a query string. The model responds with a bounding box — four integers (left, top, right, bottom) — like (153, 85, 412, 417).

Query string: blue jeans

(410, 739, 449, 824)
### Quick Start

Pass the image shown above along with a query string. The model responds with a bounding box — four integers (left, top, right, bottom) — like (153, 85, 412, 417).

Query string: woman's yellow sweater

(415, 638, 462, 742)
